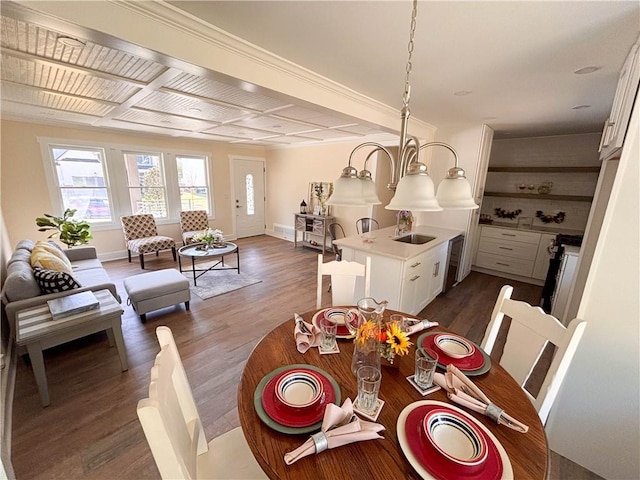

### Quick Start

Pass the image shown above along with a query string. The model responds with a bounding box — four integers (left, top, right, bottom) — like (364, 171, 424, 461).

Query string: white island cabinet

(334, 226, 462, 315)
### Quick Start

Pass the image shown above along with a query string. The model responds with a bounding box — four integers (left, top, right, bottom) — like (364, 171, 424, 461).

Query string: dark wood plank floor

(10, 235, 602, 479)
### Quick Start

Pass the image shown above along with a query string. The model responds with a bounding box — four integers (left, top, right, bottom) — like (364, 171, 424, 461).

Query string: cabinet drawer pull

(500, 233, 517, 237)
(496, 262, 510, 267)
(410, 275, 421, 282)
(410, 262, 421, 268)
(498, 246, 514, 250)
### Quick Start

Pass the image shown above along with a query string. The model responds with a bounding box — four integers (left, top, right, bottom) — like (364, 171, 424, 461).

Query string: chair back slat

(480, 285, 587, 424)
(317, 254, 371, 309)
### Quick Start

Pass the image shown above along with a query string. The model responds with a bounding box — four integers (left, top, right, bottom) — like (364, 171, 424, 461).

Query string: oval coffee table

(178, 242, 239, 286)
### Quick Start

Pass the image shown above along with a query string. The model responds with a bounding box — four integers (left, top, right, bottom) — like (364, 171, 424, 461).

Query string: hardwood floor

(10, 235, 602, 479)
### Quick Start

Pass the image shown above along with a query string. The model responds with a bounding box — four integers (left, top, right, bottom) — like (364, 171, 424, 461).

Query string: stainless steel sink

(393, 233, 437, 245)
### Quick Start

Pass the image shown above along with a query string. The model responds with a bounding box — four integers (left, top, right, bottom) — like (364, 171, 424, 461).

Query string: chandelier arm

(348, 142, 397, 184)
(418, 141, 460, 168)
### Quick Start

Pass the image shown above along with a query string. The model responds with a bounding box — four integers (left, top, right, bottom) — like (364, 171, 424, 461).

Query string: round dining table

(238, 308, 549, 479)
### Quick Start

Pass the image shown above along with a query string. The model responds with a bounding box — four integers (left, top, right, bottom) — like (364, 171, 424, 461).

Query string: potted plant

(35, 208, 92, 248)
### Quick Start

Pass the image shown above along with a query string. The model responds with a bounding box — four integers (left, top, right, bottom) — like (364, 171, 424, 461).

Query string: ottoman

(123, 269, 190, 322)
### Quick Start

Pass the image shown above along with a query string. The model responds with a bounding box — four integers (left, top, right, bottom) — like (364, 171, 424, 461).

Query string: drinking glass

(415, 347, 439, 389)
(356, 366, 382, 414)
(320, 318, 337, 350)
(390, 313, 409, 333)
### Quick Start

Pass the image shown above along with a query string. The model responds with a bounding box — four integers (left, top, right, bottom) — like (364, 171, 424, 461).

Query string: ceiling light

(453, 90, 473, 96)
(328, 0, 477, 213)
(188, 107, 202, 113)
(57, 36, 86, 48)
(574, 66, 600, 75)
(572, 105, 591, 110)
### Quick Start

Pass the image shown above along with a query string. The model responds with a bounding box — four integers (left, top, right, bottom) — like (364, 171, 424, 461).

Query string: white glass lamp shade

(385, 172, 443, 211)
(436, 177, 479, 210)
(327, 175, 370, 206)
(361, 177, 382, 205)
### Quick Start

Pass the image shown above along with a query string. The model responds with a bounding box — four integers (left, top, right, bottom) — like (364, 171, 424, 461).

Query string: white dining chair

(317, 254, 371, 309)
(136, 326, 267, 479)
(481, 285, 587, 424)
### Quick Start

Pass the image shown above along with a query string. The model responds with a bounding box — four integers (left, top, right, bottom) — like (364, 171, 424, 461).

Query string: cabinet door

(600, 41, 640, 160)
(400, 253, 428, 314)
(427, 243, 448, 302)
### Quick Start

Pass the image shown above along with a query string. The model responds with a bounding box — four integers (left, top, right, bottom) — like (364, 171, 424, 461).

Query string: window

(245, 173, 255, 215)
(123, 151, 168, 218)
(177, 155, 210, 214)
(49, 146, 113, 223)
(40, 137, 214, 227)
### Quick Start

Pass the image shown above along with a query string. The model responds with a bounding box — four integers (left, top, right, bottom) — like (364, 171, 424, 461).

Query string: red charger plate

(422, 333, 485, 371)
(261, 367, 336, 427)
(404, 404, 503, 480)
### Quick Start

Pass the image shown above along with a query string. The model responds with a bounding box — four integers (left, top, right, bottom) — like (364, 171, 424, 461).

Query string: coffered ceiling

(1, 1, 639, 144)
(0, 1, 396, 146)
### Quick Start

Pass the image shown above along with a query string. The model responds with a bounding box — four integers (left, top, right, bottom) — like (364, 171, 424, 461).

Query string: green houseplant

(36, 208, 92, 248)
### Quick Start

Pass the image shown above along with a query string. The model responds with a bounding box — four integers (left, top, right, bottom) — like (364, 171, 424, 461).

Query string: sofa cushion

(33, 267, 82, 294)
(15, 239, 35, 251)
(2, 261, 41, 302)
(74, 267, 111, 287)
(31, 246, 73, 274)
(71, 258, 103, 271)
(7, 248, 32, 267)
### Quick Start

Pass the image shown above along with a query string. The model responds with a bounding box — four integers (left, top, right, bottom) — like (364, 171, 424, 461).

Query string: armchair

(121, 214, 176, 269)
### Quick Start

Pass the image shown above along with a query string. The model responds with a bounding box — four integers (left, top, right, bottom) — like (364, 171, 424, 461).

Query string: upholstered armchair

(121, 214, 176, 269)
(179, 210, 209, 245)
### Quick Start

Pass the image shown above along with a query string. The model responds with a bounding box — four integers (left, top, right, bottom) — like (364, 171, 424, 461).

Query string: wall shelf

(484, 192, 593, 202)
(487, 166, 600, 173)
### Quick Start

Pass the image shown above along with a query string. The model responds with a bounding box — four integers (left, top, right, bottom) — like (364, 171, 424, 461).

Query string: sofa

(1, 240, 120, 332)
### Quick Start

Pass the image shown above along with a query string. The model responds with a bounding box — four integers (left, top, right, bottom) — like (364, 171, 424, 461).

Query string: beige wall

(0, 120, 264, 257)
(265, 141, 394, 239)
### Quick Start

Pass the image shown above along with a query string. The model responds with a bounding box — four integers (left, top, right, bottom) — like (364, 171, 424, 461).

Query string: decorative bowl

(434, 334, 476, 359)
(423, 409, 488, 468)
(275, 371, 323, 409)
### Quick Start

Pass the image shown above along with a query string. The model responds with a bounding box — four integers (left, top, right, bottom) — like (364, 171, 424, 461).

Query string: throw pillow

(33, 267, 82, 294)
(30, 244, 73, 274)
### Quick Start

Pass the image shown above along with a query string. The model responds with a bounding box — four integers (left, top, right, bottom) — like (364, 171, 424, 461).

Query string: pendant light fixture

(327, 0, 478, 212)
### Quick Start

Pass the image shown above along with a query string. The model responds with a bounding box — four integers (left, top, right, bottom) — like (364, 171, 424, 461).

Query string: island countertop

(333, 225, 463, 261)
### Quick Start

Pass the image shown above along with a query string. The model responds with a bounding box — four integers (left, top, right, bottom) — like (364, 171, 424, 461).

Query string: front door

(232, 157, 265, 238)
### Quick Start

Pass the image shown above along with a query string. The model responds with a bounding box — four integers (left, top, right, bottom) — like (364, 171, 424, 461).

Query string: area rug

(185, 270, 262, 300)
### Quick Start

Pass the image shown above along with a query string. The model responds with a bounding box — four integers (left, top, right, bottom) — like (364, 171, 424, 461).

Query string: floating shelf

(484, 192, 593, 202)
(487, 166, 600, 173)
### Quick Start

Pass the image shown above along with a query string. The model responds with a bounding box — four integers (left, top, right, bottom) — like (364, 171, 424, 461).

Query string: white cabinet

(475, 226, 540, 277)
(599, 38, 640, 161)
(343, 242, 450, 316)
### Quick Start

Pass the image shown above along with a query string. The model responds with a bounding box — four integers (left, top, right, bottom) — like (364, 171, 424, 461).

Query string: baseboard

(471, 266, 545, 287)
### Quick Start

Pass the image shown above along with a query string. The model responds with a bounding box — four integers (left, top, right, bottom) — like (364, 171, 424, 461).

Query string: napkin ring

(311, 431, 328, 453)
(486, 403, 504, 423)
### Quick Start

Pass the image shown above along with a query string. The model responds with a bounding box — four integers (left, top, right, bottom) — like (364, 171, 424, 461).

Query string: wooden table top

(238, 309, 549, 479)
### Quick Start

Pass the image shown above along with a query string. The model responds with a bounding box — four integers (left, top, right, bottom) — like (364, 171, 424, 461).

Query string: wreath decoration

(494, 208, 522, 219)
(536, 210, 566, 224)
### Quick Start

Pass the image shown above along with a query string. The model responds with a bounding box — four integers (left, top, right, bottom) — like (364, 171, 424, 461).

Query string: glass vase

(350, 297, 387, 375)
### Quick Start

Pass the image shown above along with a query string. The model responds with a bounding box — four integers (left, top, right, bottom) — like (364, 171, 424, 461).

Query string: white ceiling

(2, 1, 639, 144)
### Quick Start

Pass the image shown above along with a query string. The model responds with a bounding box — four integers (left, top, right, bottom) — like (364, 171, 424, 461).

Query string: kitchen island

(334, 225, 463, 314)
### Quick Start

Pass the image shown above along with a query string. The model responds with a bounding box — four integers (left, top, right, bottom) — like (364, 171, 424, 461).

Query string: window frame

(38, 137, 214, 231)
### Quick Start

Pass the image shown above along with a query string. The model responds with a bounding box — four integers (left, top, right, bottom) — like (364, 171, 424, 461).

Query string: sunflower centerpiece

(352, 315, 412, 368)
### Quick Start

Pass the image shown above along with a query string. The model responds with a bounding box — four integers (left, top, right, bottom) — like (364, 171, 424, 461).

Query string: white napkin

(433, 364, 529, 433)
(284, 398, 385, 465)
(406, 318, 439, 335)
(294, 313, 321, 353)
